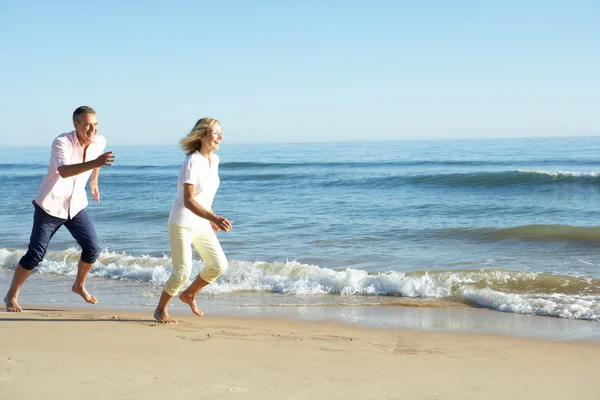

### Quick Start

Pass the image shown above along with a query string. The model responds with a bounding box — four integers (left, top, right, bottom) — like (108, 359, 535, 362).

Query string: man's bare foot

(179, 292, 204, 316)
(4, 296, 22, 312)
(154, 310, 177, 324)
(72, 285, 98, 304)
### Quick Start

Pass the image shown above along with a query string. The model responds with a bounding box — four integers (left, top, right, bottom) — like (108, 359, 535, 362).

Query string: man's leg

(64, 209, 100, 304)
(72, 259, 97, 304)
(4, 266, 33, 312)
(4, 203, 64, 312)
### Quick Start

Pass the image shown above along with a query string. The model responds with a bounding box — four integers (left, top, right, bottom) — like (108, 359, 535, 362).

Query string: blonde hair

(179, 117, 220, 156)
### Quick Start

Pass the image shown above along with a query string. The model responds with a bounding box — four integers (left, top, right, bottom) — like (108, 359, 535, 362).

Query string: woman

(154, 117, 232, 324)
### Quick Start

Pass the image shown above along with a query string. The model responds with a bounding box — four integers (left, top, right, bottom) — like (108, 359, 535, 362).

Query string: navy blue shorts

(19, 203, 101, 270)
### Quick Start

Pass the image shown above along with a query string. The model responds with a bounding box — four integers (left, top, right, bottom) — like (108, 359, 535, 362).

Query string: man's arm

(57, 151, 115, 178)
(90, 168, 101, 202)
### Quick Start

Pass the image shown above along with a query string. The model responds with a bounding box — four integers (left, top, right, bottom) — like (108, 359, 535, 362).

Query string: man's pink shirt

(34, 131, 107, 219)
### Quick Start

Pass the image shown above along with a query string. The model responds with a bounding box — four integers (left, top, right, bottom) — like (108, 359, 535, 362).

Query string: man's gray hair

(73, 106, 96, 123)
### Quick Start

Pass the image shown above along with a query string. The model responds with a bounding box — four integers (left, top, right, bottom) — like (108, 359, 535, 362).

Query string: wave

(5, 164, 600, 191)
(408, 170, 600, 188)
(422, 225, 600, 244)
(219, 160, 600, 169)
(0, 163, 49, 169)
(219, 161, 511, 169)
(105, 168, 600, 187)
(1, 248, 598, 321)
(223, 173, 297, 182)
(2, 158, 600, 171)
(325, 170, 600, 189)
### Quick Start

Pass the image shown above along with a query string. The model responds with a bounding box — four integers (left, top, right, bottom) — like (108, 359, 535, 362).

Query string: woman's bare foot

(154, 309, 177, 324)
(179, 292, 204, 316)
(4, 296, 22, 312)
(72, 284, 98, 304)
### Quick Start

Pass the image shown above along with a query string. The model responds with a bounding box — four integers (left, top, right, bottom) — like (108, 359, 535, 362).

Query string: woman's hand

(211, 214, 232, 232)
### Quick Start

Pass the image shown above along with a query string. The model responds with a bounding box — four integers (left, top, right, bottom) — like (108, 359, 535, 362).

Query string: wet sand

(1, 306, 599, 399)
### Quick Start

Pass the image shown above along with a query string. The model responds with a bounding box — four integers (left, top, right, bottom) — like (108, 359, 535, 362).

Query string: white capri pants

(164, 223, 228, 296)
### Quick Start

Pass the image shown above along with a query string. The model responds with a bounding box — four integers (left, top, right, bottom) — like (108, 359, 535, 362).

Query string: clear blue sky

(1, 0, 598, 146)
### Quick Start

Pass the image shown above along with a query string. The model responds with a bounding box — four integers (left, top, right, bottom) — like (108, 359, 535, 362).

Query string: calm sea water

(1, 137, 600, 324)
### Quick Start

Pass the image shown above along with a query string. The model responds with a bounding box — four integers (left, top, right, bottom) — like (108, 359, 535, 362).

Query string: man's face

(74, 113, 98, 145)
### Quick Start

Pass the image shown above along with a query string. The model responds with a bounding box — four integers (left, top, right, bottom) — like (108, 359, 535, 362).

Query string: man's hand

(211, 215, 232, 232)
(210, 221, 221, 233)
(57, 151, 116, 179)
(95, 151, 115, 168)
(90, 181, 100, 202)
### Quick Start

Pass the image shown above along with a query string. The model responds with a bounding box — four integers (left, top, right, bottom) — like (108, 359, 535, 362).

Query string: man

(4, 106, 115, 312)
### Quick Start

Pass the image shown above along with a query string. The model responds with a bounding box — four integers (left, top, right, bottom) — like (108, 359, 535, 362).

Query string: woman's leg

(155, 224, 194, 323)
(154, 291, 176, 323)
(179, 230, 228, 316)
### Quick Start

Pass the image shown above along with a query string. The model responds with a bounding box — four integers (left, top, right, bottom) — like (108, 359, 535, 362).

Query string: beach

(2, 139, 600, 398)
(3, 0, 599, 397)
(1, 305, 599, 400)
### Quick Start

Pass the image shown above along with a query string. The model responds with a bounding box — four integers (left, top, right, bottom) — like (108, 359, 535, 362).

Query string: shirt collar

(70, 130, 96, 148)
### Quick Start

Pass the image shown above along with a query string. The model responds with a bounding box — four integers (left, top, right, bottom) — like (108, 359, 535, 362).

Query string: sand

(1, 306, 599, 399)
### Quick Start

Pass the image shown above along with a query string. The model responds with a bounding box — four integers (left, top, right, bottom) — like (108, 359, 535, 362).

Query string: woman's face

(202, 122, 222, 152)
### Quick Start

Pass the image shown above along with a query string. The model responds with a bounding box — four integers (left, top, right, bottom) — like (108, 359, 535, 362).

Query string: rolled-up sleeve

(51, 137, 71, 171)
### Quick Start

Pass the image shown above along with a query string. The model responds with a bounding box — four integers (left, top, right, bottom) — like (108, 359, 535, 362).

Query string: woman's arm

(183, 184, 232, 231)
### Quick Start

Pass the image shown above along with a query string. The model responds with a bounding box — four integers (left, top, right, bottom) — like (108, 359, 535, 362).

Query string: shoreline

(2, 271, 599, 343)
(1, 306, 600, 399)
(8, 298, 600, 343)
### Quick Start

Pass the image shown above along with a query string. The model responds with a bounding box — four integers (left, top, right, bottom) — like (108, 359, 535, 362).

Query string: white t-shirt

(168, 151, 220, 231)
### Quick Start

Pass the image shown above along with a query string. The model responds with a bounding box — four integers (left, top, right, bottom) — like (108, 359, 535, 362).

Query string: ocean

(1, 137, 600, 333)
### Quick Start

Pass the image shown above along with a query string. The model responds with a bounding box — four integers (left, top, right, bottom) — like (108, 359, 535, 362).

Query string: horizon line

(1, 134, 599, 148)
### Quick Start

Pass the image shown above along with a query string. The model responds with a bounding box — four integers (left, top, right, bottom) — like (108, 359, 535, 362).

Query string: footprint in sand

(310, 335, 353, 342)
(0, 358, 14, 366)
(176, 334, 214, 342)
(319, 346, 345, 352)
(212, 384, 249, 393)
